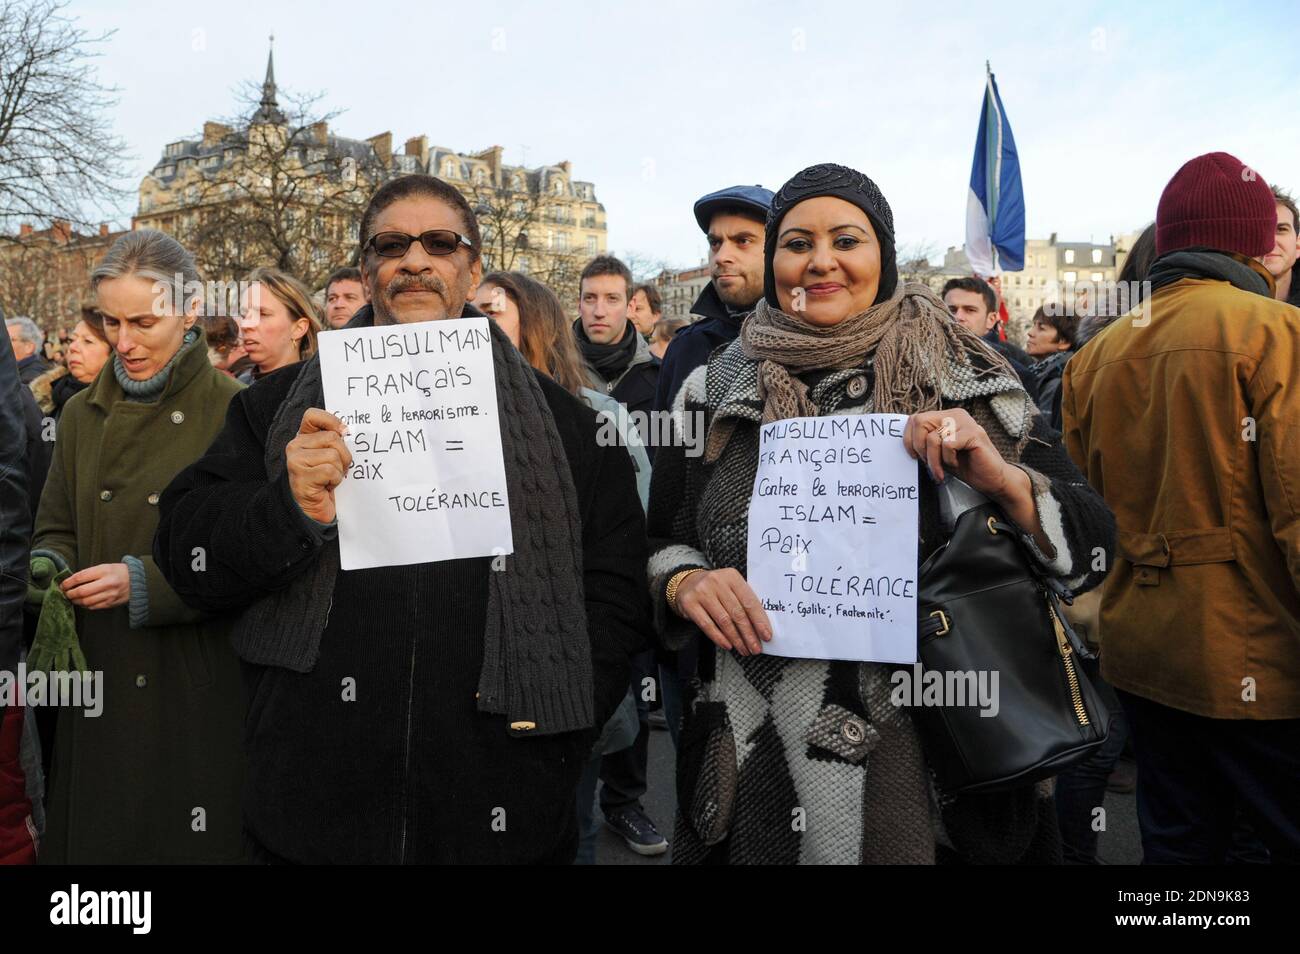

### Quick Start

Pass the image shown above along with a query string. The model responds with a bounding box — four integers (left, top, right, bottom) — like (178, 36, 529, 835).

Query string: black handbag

(911, 488, 1109, 795)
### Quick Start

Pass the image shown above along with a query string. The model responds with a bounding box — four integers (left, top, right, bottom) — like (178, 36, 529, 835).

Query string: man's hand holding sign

(287, 408, 352, 525)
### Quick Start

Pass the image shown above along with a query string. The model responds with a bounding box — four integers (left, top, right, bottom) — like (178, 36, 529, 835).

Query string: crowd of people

(0, 149, 1297, 865)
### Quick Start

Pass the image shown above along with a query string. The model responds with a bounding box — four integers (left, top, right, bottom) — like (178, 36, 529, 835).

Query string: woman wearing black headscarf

(646, 163, 1115, 864)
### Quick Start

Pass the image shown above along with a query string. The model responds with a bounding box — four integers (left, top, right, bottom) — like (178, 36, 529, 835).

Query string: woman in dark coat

(647, 164, 1115, 864)
(31, 230, 245, 863)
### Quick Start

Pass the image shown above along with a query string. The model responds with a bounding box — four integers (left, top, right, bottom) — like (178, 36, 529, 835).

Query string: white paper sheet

(744, 413, 919, 663)
(317, 317, 513, 570)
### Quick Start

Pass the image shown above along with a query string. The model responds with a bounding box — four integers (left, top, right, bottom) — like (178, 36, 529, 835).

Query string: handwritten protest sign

(317, 317, 512, 570)
(745, 413, 918, 663)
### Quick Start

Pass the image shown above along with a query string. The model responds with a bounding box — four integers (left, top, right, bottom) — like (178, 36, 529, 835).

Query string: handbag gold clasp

(929, 609, 951, 636)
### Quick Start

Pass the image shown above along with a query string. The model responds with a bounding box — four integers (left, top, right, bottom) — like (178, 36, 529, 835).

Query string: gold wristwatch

(666, 568, 707, 612)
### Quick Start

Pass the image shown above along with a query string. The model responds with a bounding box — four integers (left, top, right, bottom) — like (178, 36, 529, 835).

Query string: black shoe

(604, 806, 668, 856)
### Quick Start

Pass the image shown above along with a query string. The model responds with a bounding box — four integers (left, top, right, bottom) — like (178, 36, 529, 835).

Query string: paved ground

(594, 727, 1142, 865)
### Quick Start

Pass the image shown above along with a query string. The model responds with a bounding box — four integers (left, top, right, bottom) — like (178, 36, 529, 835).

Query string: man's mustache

(386, 275, 447, 298)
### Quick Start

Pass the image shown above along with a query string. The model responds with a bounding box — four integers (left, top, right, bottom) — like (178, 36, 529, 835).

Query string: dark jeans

(1054, 657, 1127, 864)
(598, 649, 655, 814)
(574, 754, 602, 865)
(1117, 689, 1300, 864)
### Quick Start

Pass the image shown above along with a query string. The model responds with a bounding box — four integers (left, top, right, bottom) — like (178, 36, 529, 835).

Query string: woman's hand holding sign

(672, 568, 773, 656)
(902, 408, 1049, 552)
(287, 408, 353, 524)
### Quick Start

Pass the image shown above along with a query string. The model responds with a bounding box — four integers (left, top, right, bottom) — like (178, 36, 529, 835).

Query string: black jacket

(21, 384, 49, 524)
(0, 331, 30, 686)
(578, 323, 660, 422)
(653, 282, 747, 413)
(16, 354, 51, 386)
(1029, 349, 1073, 432)
(154, 332, 652, 864)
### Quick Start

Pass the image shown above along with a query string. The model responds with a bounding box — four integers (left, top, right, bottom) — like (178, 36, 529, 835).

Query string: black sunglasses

(366, 229, 474, 258)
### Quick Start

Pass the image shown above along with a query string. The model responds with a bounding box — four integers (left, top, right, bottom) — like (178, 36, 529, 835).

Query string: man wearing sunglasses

(155, 174, 652, 864)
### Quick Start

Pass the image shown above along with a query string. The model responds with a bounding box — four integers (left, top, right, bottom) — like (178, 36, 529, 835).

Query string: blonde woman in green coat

(32, 230, 246, 863)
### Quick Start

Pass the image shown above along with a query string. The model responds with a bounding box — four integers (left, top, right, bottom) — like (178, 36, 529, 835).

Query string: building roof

(141, 45, 603, 212)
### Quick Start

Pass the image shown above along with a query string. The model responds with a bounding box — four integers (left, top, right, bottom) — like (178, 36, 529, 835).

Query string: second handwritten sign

(745, 413, 919, 663)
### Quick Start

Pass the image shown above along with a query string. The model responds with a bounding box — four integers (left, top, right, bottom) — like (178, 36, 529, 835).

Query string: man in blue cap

(650, 184, 771, 748)
(652, 184, 773, 413)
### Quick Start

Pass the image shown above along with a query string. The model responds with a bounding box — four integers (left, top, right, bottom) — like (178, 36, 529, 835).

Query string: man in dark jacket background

(573, 254, 659, 424)
(653, 184, 773, 413)
(6, 316, 52, 387)
(569, 252, 667, 854)
(645, 185, 773, 793)
(156, 174, 651, 864)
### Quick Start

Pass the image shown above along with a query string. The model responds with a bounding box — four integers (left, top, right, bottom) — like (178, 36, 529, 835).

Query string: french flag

(964, 64, 1025, 277)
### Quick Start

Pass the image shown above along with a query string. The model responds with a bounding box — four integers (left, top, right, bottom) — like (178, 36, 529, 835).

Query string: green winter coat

(33, 335, 247, 863)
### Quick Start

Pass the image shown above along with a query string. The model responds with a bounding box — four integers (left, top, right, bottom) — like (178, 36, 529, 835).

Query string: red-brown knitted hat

(1156, 152, 1276, 258)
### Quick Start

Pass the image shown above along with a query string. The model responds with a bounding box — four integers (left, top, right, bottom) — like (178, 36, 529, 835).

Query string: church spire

(252, 34, 285, 124)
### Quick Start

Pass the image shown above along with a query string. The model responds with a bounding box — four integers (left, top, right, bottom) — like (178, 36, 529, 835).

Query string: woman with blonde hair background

(237, 266, 321, 384)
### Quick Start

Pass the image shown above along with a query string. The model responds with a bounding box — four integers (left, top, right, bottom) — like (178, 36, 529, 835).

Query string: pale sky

(70, 0, 1300, 269)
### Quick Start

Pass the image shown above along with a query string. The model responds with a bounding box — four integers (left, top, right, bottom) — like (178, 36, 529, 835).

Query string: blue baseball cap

(693, 184, 774, 234)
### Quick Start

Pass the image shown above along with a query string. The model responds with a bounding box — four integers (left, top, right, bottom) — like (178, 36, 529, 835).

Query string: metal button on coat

(147, 492, 160, 506)
(170, 410, 185, 424)
(135, 674, 147, 688)
(841, 718, 866, 745)
(99, 489, 113, 502)
(847, 375, 867, 400)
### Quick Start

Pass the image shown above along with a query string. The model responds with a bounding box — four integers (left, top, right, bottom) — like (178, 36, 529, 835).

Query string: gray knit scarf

(113, 328, 201, 402)
(230, 306, 594, 736)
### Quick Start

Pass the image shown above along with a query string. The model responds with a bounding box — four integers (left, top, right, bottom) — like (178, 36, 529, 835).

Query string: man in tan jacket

(1063, 151, 1300, 863)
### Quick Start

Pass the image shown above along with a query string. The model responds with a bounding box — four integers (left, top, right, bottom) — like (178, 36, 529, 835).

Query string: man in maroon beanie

(1062, 152, 1300, 863)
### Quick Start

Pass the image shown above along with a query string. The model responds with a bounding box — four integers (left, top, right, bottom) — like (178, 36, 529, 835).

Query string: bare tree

(465, 178, 595, 305)
(896, 240, 943, 286)
(619, 250, 680, 285)
(173, 85, 382, 290)
(0, 224, 104, 330)
(0, 241, 53, 321)
(0, 0, 129, 230)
